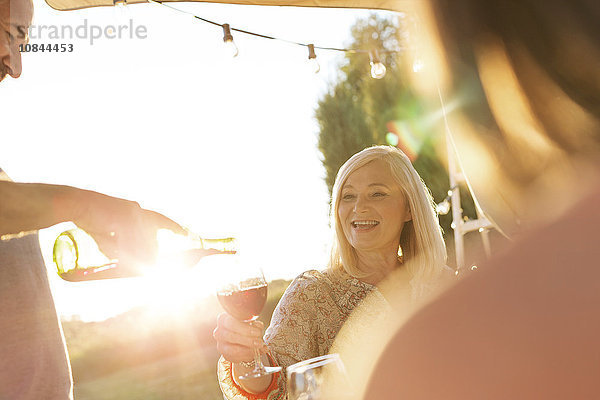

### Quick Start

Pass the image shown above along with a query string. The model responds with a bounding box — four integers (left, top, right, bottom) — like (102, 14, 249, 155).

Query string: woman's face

(337, 159, 412, 255)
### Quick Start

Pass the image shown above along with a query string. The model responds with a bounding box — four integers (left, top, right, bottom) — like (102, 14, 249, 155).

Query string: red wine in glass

(217, 284, 267, 322)
(216, 260, 282, 380)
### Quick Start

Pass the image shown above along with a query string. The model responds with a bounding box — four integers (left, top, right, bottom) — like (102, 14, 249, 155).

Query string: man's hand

(71, 190, 185, 268)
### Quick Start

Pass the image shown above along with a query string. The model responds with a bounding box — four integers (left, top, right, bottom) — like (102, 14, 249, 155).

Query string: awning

(44, 0, 408, 12)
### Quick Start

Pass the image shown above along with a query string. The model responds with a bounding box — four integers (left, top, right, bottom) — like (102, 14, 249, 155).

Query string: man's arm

(0, 180, 185, 266)
(0, 180, 81, 236)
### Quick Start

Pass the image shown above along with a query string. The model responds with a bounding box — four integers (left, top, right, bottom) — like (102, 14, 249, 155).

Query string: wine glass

(216, 255, 281, 380)
(287, 354, 350, 400)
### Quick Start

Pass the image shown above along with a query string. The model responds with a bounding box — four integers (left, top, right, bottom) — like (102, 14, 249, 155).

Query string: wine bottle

(52, 228, 236, 282)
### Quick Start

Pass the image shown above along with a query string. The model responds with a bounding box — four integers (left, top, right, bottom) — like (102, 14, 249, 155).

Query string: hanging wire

(145, 0, 403, 56)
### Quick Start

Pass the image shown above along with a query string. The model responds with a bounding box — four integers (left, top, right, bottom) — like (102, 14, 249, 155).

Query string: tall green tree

(316, 14, 475, 242)
(316, 14, 403, 192)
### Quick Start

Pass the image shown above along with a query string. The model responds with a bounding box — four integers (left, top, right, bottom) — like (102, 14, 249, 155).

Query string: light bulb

(412, 57, 424, 72)
(307, 44, 320, 74)
(222, 24, 238, 58)
(308, 58, 320, 74)
(369, 50, 386, 79)
(224, 39, 239, 58)
(436, 198, 451, 215)
(370, 62, 386, 79)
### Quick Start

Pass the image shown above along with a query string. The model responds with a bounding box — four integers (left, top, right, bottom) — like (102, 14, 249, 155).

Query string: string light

(307, 44, 320, 74)
(222, 23, 239, 57)
(147, 0, 403, 79)
(436, 186, 457, 215)
(369, 50, 386, 79)
(436, 198, 450, 215)
(412, 57, 424, 72)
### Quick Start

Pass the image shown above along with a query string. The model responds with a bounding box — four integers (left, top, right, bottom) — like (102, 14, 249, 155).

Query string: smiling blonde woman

(330, 145, 448, 298)
(214, 145, 451, 400)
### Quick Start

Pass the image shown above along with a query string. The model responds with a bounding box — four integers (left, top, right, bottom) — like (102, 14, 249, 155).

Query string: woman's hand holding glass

(213, 256, 281, 388)
(213, 312, 267, 365)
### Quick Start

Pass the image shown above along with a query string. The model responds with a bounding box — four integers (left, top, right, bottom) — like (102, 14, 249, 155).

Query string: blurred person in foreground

(1, 0, 217, 397)
(213, 145, 454, 399)
(360, 0, 600, 399)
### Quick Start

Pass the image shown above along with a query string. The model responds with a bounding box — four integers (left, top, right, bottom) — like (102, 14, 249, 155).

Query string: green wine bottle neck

(198, 237, 237, 253)
(53, 228, 237, 282)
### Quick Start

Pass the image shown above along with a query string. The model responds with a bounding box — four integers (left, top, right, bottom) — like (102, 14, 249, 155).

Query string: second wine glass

(287, 354, 350, 400)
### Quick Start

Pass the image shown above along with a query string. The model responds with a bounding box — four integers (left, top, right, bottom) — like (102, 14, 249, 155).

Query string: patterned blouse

(217, 269, 393, 400)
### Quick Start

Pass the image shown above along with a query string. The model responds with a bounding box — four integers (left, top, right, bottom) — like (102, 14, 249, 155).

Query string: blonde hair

(328, 146, 447, 296)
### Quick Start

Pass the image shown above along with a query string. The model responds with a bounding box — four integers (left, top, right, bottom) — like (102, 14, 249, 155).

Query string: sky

(1, 0, 396, 321)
